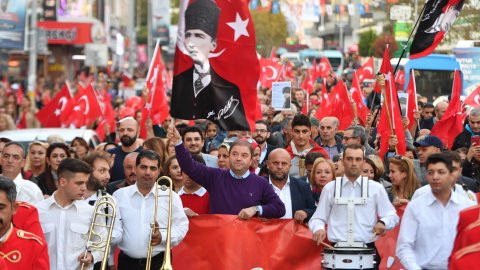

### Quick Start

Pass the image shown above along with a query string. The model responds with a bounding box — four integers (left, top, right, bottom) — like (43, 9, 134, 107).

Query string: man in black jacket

(254, 120, 277, 169)
(266, 148, 316, 223)
(452, 108, 480, 150)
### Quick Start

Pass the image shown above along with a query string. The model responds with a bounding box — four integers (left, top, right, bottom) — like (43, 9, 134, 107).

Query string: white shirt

(308, 176, 399, 243)
(269, 177, 293, 219)
(13, 173, 43, 203)
(412, 183, 478, 203)
(396, 189, 475, 270)
(113, 183, 189, 258)
(36, 193, 103, 270)
(178, 186, 207, 196)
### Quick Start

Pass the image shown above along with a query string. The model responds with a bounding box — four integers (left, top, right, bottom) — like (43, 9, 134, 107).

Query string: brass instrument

(80, 194, 117, 270)
(146, 176, 174, 270)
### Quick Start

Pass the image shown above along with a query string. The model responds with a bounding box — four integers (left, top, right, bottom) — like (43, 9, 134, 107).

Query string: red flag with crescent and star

(351, 71, 369, 126)
(357, 57, 375, 82)
(377, 47, 407, 157)
(430, 70, 466, 149)
(36, 83, 72, 127)
(171, 0, 259, 131)
(60, 84, 102, 128)
(318, 57, 333, 78)
(259, 57, 282, 89)
(463, 85, 480, 108)
(140, 39, 170, 138)
(406, 69, 419, 129)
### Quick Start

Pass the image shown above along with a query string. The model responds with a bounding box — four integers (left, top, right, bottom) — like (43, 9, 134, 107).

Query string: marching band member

(396, 153, 475, 270)
(12, 200, 45, 240)
(0, 176, 49, 270)
(309, 144, 399, 270)
(82, 151, 121, 270)
(36, 158, 105, 270)
(113, 150, 188, 270)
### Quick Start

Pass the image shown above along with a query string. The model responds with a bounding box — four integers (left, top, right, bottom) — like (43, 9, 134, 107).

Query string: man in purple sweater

(168, 125, 285, 219)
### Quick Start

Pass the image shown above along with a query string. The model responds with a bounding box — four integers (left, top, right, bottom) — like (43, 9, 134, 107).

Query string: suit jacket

(172, 66, 250, 131)
(267, 176, 317, 223)
(259, 143, 277, 168)
(106, 179, 130, 194)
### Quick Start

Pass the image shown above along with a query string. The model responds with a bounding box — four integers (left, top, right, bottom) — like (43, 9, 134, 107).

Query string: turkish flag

(301, 69, 314, 94)
(171, 0, 259, 131)
(318, 57, 332, 78)
(377, 47, 406, 157)
(60, 84, 102, 128)
(316, 81, 354, 130)
(259, 57, 282, 88)
(315, 79, 332, 121)
(357, 57, 375, 82)
(351, 71, 369, 126)
(95, 89, 116, 141)
(16, 84, 24, 105)
(395, 68, 405, 88)
(36, 83, 72, 127)
(430, 70, 466, 149)
(463, 85, 480, 107)
(406, 69, 419, 129)
(410, 0, 465, 59)
(140, 39, 170, 138)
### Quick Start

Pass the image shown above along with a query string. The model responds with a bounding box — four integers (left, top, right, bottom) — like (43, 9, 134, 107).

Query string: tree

(373, 33, 399, 58)
(359, 30, 377, 57)
(251, 11, 288, 57)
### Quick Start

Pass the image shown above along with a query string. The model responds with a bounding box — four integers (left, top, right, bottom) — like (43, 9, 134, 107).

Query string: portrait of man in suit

(171, 0, 250, 131)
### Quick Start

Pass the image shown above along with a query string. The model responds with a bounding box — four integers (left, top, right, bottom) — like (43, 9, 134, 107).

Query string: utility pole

(147, 0, 153, 61)
(27, 0, 38, 96)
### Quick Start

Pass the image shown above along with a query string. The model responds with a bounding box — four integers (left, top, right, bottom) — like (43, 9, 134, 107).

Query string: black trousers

(118, 251, 164, 270)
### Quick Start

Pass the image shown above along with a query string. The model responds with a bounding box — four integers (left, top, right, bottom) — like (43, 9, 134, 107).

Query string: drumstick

(370, 231, 378, 241)
(320, 241, 335, 249)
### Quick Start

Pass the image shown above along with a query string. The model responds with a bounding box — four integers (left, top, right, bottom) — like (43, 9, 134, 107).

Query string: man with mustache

(0, 176, 49, 270)
(108, 117, 142, 182)
(107, 152, 138, 194)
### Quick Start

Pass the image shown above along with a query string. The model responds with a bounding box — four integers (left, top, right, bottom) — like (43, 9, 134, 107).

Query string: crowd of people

(0, 55, 479, 269)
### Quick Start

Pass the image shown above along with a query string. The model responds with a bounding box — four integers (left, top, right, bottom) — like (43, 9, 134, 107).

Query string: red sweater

(179, 188, 210, 215)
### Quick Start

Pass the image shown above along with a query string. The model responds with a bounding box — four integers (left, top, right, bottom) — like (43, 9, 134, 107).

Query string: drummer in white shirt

(396, 152, 476, 270)
(0, 142, 43, 203)
(308, 144, 399, 270)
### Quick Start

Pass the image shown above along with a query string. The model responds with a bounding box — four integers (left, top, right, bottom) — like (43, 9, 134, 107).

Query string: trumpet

(81, 193, 117, 270)
(146, 176, 174, 270)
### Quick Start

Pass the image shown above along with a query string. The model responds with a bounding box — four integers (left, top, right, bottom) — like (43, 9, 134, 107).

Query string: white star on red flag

(227, 13, 250, 41)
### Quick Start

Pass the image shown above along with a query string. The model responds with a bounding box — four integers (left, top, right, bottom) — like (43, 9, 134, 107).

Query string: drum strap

(333, 176, 369, 248)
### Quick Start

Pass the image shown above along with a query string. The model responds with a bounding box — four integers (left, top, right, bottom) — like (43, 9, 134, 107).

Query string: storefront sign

(37, 21, 93, 44)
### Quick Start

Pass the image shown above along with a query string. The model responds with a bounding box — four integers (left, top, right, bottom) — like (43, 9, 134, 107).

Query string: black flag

(410, 0, 464, 59)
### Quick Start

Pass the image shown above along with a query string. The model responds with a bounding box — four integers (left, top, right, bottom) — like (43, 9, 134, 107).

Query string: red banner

(171, 214, 406, 270)
(172, 215, 322, 269)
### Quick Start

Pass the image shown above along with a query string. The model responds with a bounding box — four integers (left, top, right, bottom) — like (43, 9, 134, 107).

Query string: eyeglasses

(393, 155, 408, 162)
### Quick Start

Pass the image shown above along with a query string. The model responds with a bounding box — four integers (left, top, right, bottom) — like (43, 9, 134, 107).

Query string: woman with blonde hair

(0, 113, 15, 131)
(24, 141, 49, 180)
(388, 155, 420, 206)
(364, 154, 392, 193)
(309, 157, 336, 203)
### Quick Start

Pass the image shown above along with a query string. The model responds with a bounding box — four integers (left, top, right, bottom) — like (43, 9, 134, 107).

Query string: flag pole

(393, 3, 428, 76)
(377, 73, 398, 154)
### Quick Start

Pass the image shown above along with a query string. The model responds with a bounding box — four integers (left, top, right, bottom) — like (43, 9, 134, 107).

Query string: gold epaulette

(453, 242, 480, 260)
(16, 230, 43, 245)
(16, 202, 32, 209)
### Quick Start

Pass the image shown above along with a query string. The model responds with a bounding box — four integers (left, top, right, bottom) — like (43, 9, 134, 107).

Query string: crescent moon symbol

(364, 66, 373, 75)
(319, 63, 326, 72)
(265, 65, 278, 80)
(58, 97, 67, 111)
(79, 96, 90, 115)
(474, 95, 480, 106)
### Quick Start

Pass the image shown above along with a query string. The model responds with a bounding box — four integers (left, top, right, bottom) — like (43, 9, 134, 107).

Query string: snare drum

(322, 247, 375, 269)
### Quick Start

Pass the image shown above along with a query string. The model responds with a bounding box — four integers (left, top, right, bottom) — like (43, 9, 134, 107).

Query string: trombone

(146, 176, 174, 270)
(81, 193, 117, 270)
